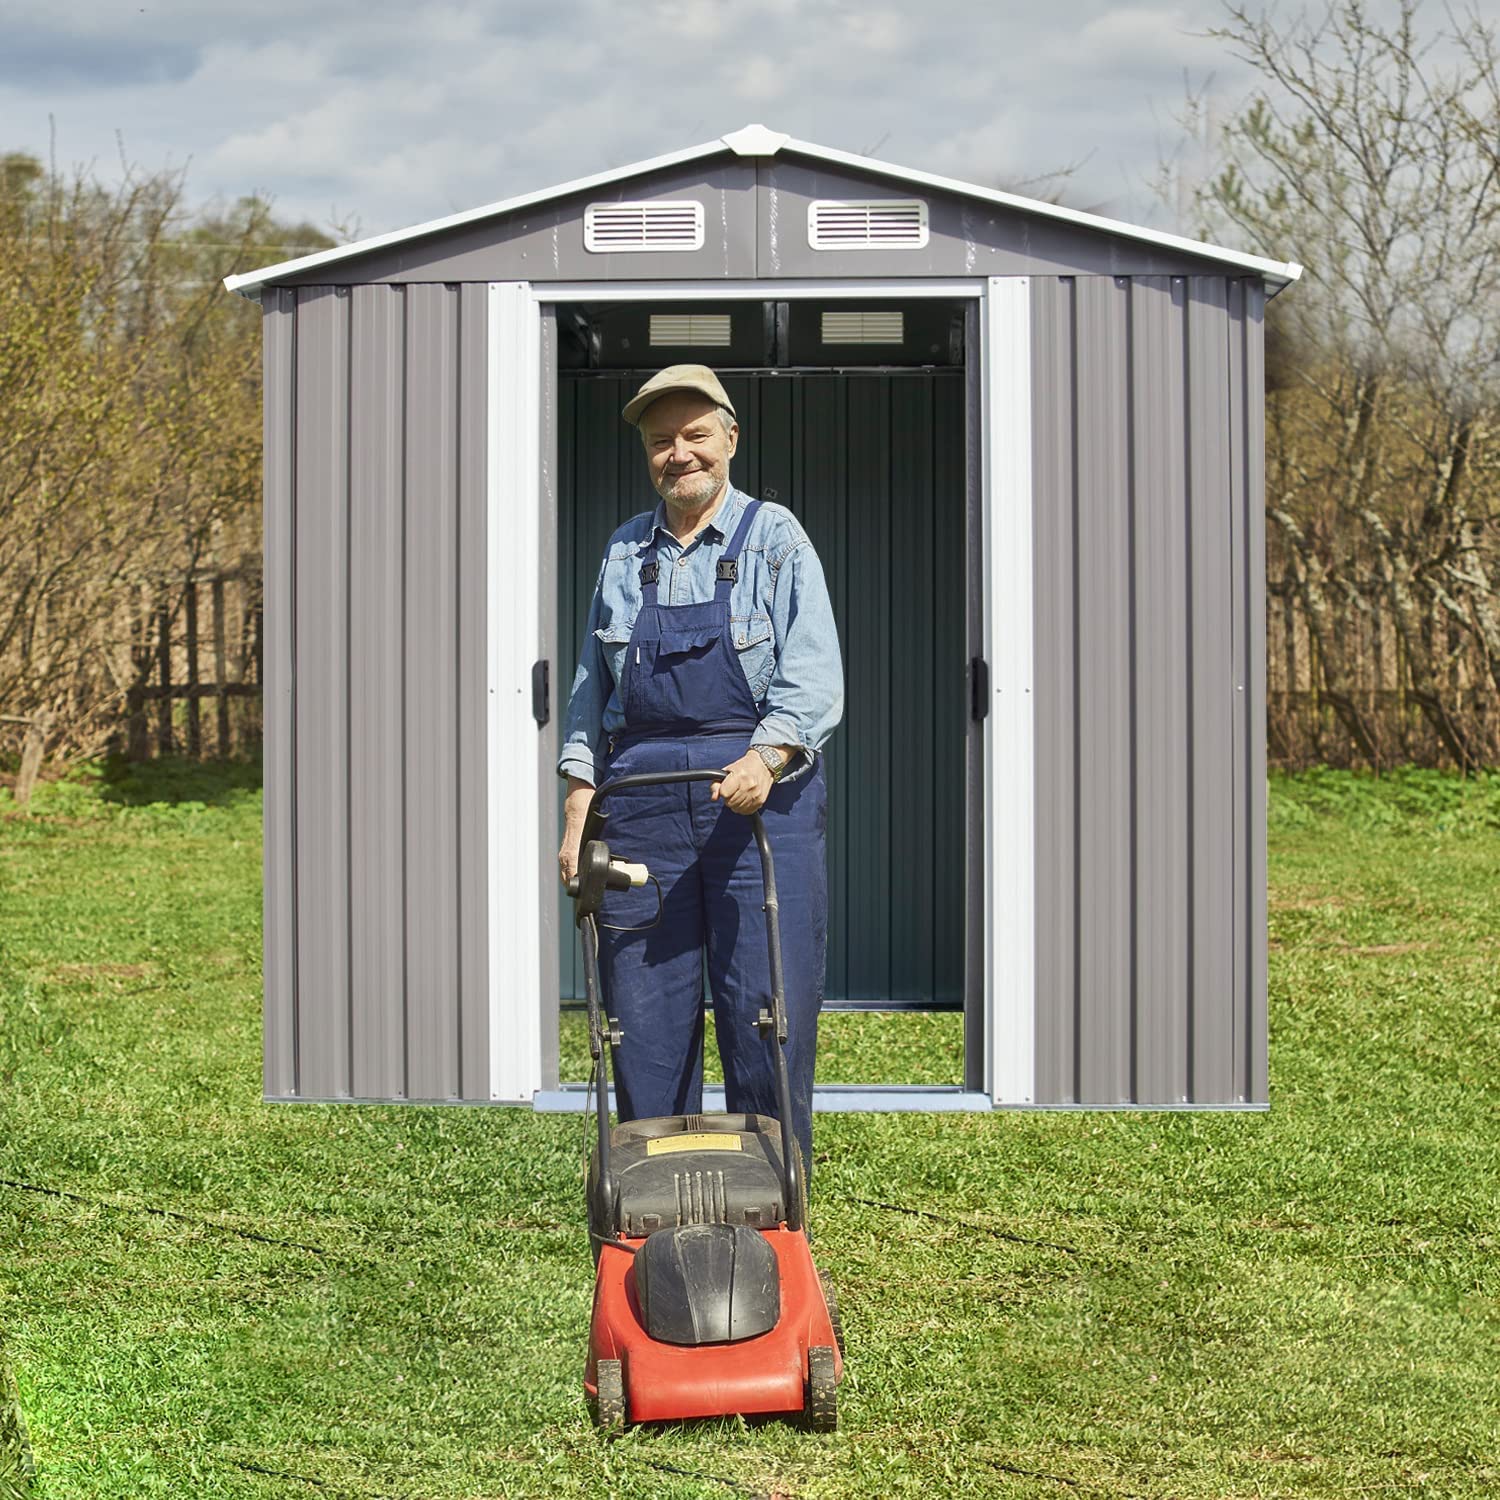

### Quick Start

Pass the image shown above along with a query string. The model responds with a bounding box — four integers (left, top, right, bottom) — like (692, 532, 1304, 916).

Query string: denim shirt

(558, 485, 844, 786)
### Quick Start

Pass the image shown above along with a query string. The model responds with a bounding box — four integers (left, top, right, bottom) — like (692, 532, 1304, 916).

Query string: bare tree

(1186, 1, 1500, 767)
(0, 153, 332, 771)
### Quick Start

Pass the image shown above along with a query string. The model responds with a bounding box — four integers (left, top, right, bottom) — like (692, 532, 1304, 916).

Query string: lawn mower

(567, 767, 844, 1431)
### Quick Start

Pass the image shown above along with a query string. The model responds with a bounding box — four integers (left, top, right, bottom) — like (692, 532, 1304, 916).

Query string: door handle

(532, 659, 550, 726)
(970, 657, 989, 721)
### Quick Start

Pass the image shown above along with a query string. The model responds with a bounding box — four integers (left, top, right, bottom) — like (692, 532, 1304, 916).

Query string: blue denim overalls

(595, 500, 828, 1174)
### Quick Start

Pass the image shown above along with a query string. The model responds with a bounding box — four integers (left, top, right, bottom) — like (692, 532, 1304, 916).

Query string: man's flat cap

(622, 364, 738, 427)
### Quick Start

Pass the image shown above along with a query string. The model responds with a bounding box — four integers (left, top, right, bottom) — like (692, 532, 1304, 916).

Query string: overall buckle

(716, 559, 738, 583)
(639, 561, 660, 585)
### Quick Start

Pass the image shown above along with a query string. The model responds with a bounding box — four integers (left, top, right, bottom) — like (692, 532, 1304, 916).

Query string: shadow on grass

(95, 754, 263, 808)
(0, 1352, 34, 1499)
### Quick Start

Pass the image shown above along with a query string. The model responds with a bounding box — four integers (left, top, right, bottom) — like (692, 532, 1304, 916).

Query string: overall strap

(714, 499, 762, 601)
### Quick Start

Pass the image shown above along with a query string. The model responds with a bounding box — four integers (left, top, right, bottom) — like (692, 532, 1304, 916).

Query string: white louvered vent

(584, 200, 705, 253)
(808, 199, 929, 251)
(821, 310, 905, 345)
(649, 314, 733, 347)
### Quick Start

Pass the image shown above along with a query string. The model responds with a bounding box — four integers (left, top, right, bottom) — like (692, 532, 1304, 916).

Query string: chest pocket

(732, 614, 776, 698)
(593, 624, 633, 690)
(656, 624, 722, 658)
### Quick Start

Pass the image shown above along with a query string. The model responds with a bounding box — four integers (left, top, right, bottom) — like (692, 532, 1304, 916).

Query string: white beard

(658, 464, 725, 506)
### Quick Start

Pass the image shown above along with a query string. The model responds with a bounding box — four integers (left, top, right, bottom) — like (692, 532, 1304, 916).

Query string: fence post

(127, 587, 151, 762)
(14, 712, 51, 808)
(185, 580, 201, 758)
(155, 601, 173, 755)
(212, 575, 229, 756)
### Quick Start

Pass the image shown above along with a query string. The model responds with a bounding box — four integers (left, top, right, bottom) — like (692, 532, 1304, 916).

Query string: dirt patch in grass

(46, 963, 153, 982)
(1333, 941, 1434, 955)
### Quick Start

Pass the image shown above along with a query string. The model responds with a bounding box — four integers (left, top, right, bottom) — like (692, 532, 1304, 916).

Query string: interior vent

(584, 200, 705, 253)
(649, 314, 732, 347)
(821, 310, 905, 345)
(808, 199, 929, 251)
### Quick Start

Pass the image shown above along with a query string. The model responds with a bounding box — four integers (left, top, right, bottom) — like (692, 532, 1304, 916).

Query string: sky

(0, 0, 1257, 248)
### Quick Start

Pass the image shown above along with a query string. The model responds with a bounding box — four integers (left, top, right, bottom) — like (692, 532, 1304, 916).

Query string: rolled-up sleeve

(558, 567, 608, 785)
(752, 539, 844, 759)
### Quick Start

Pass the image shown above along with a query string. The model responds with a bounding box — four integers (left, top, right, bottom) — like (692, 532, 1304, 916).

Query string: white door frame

(487, 277, 1034, 1109)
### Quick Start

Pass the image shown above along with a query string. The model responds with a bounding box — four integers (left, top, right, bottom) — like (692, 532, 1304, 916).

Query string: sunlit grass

(1, 762, 1496, 1497)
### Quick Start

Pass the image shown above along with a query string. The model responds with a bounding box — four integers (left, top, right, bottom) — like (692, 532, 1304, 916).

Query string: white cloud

(733, 57, 787, 104)
(0, 0, 1261, 237)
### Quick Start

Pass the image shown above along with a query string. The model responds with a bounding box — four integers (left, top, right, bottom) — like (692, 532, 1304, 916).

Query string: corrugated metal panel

(555, 371, 967, 1024)
(1232, 279, 1270, 1104)
(293, 287, 352, 1100)
(1243, 282, 1270, 1105)
(1188, 280, 1237, 1103)
(1030, 278, 1076, 1105)
(1074, 277, 1133, 1104)
(264, 283, 490, 1102)
(404, 285, 461, 1099)
(348, 284, 406, 1100)
(1131, 278, 1191, 1105)
(262, 289, 297, 1098)
(457, 282, 492, 1100)
(1029, 274, 1267, 1107)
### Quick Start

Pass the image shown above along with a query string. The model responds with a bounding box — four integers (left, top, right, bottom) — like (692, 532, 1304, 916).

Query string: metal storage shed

(227, 124, 1300, 1112)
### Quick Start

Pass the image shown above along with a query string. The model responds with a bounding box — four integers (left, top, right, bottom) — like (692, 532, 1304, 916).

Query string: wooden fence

(9, 561, 1495, 783)
(1267, 570, 1500, 771)
(94, 566, 1500, 772)
(120, 570, 263, 761)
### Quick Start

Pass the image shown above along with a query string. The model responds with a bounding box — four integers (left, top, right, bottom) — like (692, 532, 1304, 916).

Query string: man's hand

(710, 750, 775, 814)
(558, 777, 595, 885)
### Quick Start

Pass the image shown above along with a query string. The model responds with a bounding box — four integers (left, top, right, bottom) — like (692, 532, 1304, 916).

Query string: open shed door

(485, 283, 546, 1101)
(981, 277, 1036, 1105)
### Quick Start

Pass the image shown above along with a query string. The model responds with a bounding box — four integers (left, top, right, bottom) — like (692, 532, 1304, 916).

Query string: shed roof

(225, 123, 1302, 298)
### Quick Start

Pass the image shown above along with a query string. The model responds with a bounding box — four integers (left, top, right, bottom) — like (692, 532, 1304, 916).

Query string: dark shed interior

(554, 300, 971, 1046)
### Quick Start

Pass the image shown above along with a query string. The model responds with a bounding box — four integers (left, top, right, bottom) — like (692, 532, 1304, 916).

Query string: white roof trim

(224, 124, 1302, 299)
(223, 135, 730, 297)
(780, 134, 1302, 287)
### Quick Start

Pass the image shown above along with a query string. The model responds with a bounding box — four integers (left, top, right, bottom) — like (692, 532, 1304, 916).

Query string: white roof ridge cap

(722, 123, 789, 157)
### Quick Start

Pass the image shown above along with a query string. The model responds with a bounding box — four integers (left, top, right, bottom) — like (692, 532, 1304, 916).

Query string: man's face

(640, 391, 739, 510)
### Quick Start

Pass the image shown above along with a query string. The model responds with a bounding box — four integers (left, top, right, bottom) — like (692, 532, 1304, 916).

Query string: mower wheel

(594, 1359, 626, 1431)
(818, 1269, 845, 1359)
(805, 1345, 837, 1432)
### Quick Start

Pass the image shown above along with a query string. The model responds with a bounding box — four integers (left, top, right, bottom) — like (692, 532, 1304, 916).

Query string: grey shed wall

(1029, 274, 1268, 1106)
(253, 155, 1273, 1109)
(262, 282, 492, 1101)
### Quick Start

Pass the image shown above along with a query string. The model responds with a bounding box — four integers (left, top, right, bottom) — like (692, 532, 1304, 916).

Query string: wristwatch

(752, 744, 789, 781)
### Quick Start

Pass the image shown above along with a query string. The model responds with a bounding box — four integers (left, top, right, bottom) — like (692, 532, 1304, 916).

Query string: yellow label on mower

(646, 1133, 744, 1156)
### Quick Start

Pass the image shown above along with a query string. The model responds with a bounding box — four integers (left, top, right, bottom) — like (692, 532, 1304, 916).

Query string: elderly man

(558, 364, 843, 1175)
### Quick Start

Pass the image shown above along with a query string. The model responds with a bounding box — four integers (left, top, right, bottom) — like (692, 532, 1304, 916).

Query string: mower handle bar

(579, 767, 735, 848)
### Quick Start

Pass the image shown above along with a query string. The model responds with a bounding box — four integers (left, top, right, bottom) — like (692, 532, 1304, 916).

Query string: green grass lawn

(1, 762, 1497, 1498)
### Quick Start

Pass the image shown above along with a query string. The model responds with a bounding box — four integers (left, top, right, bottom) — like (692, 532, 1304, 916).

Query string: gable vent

(821, 310, 904, 345)
(808, 199, 929, 251)
(650, 313, 732, 347)
(584, 200, 705, 253)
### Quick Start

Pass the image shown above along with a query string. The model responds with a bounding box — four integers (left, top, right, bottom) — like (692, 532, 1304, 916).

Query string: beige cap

(621, 364, 738, 427)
